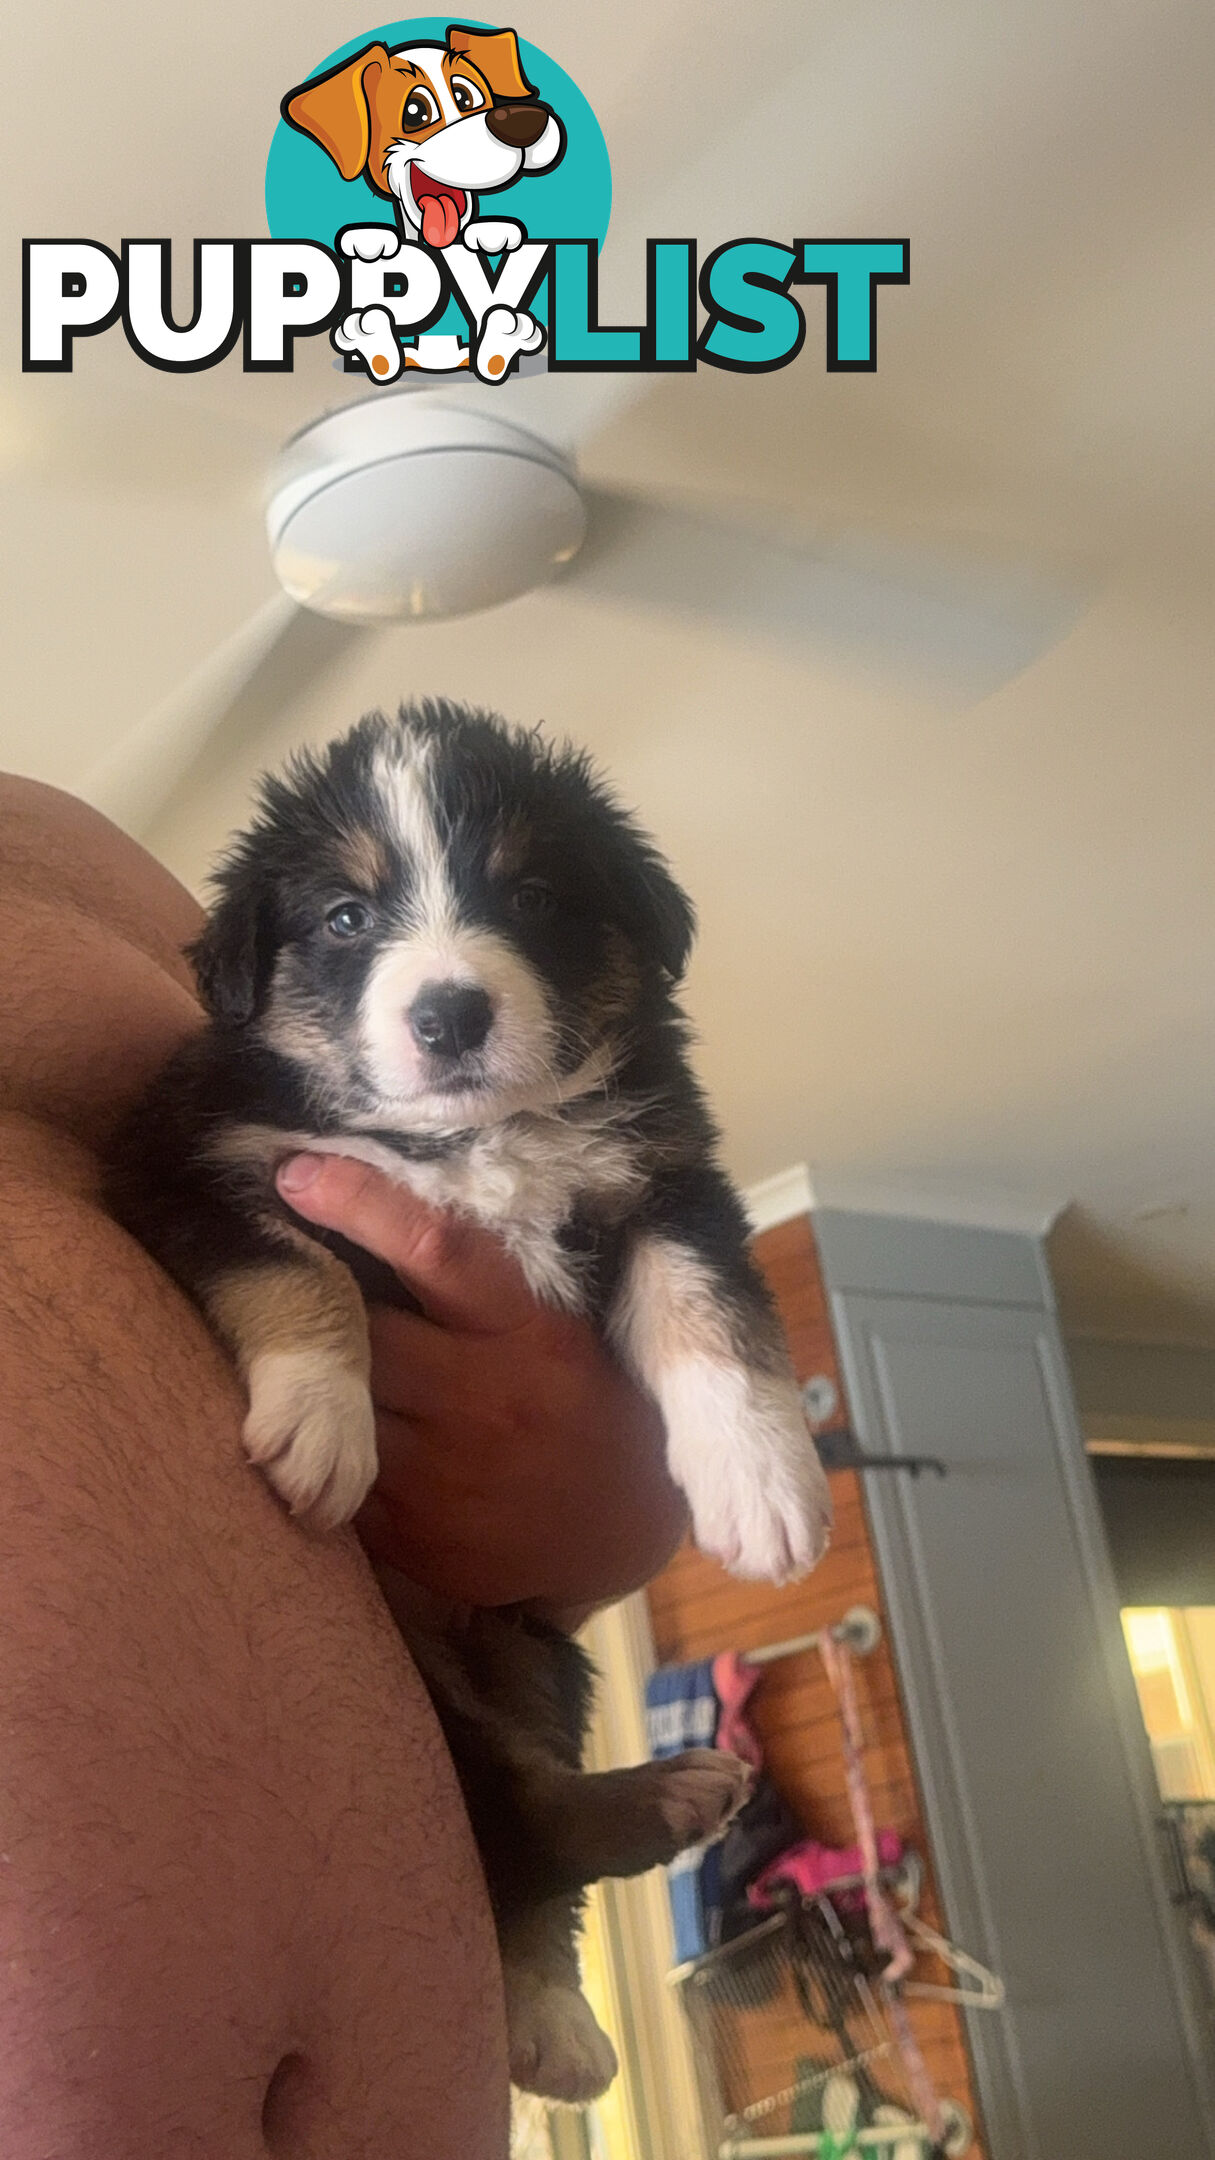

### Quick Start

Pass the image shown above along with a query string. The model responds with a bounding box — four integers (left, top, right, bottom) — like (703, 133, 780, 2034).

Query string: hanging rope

(818, 1630, 945, 2147)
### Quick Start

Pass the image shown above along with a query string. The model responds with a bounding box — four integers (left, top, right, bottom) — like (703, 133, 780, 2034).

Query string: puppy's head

(282, 27, 565, 246)
(190, 702, 694, 1130)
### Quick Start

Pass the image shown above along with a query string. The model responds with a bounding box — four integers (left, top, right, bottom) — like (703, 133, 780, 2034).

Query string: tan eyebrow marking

(335, 829, 391, 893)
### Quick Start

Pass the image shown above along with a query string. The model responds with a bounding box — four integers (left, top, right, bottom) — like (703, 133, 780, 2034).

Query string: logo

(22, 19, 908, 384)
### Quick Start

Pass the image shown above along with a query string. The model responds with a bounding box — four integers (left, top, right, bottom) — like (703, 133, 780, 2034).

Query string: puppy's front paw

(506, 1977, 618, 2103)
(339, 225, 401, 262)
(463, 217, 524, 254)
(244, 1352, 377, 1530)
(668, 1366, 833, 1584)
(655, 1748, 753, 1849)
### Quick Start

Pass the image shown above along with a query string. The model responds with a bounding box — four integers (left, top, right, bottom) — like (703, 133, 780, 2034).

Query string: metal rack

(665, 1605, 977, 2160)
(740, 1605, 884, 1668)
(721, 2126, 971, 2158)
(672, 1892, 971, 2158)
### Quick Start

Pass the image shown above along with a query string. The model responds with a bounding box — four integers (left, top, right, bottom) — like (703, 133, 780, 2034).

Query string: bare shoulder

(0, 776, 202, 973)
(0, 776, 202, 1147)
(0, 781, 505, 2158)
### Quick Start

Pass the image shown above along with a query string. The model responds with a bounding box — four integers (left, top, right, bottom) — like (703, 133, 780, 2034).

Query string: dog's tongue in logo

(411, 169, 467, 250)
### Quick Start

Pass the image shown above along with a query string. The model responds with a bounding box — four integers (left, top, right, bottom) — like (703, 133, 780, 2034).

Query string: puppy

(283, 24, 562, 382)
(108, 702, 831, 2099)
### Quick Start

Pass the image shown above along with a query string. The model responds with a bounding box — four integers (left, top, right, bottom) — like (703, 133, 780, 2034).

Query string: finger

(276, 1153, 538, 1331)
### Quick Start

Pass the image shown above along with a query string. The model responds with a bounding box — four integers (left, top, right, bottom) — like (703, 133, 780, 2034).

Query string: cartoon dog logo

(283, 24, 565, 384)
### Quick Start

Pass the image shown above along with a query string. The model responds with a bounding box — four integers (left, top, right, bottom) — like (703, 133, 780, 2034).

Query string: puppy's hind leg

(501, 1896, 618, 2104)
(523, 1749, 752, 1888)
(332, 305, 404, 382)
(431, 1611, 751, 1886)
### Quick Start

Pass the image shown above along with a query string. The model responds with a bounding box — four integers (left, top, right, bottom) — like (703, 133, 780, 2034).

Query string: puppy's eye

(450, 76, 485, 114)
(510, 879, 556, 923)
(401, 89, 438, 129)
(325, 900, 373, 940)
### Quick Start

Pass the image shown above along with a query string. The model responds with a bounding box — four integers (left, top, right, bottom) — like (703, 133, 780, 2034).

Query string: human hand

(275, 1154, 688, 1610)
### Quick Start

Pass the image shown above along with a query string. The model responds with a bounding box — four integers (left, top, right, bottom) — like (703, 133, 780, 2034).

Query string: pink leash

(819, 1630, 945, 2144)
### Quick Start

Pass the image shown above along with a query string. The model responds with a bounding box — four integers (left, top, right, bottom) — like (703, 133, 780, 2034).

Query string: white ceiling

(4, 0, 1215, 1341)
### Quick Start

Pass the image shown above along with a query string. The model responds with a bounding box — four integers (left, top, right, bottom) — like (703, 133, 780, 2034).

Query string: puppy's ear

(446, 24, 536, 101)
(186, 870, 277, 1026)
(631, 853, 697, 984)
(282, 44, 389, 181)
(595, 813, 696, 983)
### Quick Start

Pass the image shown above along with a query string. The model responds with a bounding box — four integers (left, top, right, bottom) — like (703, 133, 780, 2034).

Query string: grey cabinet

(814, 1208, 1215, 2160)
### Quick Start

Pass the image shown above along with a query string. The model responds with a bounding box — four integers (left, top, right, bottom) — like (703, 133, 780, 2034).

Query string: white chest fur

(217, 1106, 647, 1312)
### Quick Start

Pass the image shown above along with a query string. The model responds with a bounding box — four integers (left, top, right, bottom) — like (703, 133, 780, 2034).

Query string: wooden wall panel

(645, 1213, 988, 2152)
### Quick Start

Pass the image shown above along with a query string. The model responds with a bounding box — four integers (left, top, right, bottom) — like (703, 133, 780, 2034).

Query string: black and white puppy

(109, 700, 831, 2098)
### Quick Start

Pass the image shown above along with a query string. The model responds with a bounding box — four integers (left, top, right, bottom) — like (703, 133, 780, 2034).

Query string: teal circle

(265, 19, 610, 251)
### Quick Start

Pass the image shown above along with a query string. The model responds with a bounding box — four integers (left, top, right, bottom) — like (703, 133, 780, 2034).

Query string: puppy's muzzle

(486, 102, 552, 149)
(409, 983, 494, 1061)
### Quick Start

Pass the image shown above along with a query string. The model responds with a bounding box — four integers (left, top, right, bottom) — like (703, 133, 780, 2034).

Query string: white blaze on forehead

(363, 739, 556, 1105)
(394, 47, 460, 124)
(371, 738, 453, 935)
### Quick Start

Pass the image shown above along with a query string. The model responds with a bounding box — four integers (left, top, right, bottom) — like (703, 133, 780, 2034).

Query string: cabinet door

(819, 1209, 1215, 2160)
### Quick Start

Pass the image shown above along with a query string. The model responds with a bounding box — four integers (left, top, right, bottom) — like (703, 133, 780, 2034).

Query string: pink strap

(749, 1829, 905, 1906)
(711, 1651, 765, 1768)
(819, 1631, 944, 2142)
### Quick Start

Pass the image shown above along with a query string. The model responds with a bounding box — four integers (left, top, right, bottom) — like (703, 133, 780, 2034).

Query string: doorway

(1090, 1449, 1215, 2018)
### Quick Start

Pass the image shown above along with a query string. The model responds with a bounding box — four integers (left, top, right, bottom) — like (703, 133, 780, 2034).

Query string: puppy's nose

(409, 983, 493, 1060)
(485, 101, 550, 149)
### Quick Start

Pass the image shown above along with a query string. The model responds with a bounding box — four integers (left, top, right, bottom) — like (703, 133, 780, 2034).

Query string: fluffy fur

(108, 700, 831, 2099)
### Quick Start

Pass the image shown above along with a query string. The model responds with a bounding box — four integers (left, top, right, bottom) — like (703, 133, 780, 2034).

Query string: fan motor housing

(266, 397, 588, 623)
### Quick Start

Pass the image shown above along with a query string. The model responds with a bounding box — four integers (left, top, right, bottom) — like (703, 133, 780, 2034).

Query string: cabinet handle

(813, 1425, 949, 1480)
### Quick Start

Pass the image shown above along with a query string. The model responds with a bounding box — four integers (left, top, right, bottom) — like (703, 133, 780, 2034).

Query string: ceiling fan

(70, 357, 1079, 841)
(53, 38, 1081, 841)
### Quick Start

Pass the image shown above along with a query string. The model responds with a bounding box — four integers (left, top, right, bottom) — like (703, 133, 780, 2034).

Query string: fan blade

(80, 594, 366, 839)
(571, 488, 1083, 698)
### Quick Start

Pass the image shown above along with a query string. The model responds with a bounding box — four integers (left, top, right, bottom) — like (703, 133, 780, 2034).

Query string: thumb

(276, 1152, 537, 1332)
